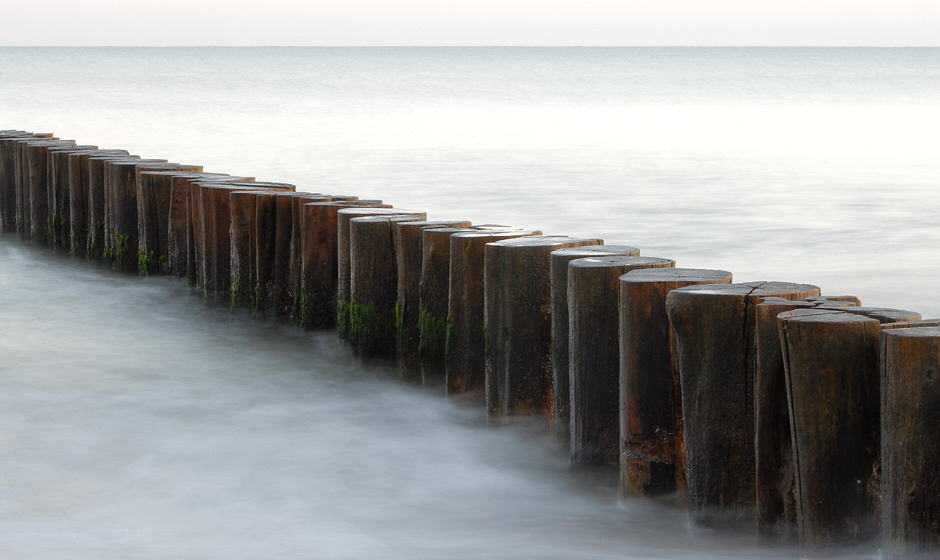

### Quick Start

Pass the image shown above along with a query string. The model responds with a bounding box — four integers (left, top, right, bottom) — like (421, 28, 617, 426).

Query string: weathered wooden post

(67, 149, 129, 254)
(201, 181, 294, 299)
(336, 207, 421, 339)
(777, 304, 920, 554)
(138, 170, 208, 275)
(86, 154, 150, 259)
(289, 192, 334, 321)
(10, 135, 58, 234)
(754, 297, 834, 543)
(567, 256, 677, 465)
(47, 145, 97, 248)
(778, 308, 882, 552)
(882, 325, 940, 560)
(295, 200, 387, 329)
(26, 139, 76, 242)
(348, 213, 428, 358)
(108, 161, 204, 268)
(664, 281, 820, 530)
(619, 268, 733, 500)
(395, 221, 471, 380)
(484, 236, 603, 419)
(230, 189, 260, 308)
(445, 229, 540, 397)
(1, 133, 53, 231)
(549, 245, 640, 438)
(168, 173, 251, 279)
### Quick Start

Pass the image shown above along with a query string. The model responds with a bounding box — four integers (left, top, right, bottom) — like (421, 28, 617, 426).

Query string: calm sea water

(1, 47, 938, 558)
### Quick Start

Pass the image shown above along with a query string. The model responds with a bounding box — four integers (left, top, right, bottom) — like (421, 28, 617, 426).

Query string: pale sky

(1, 0, 938, 46)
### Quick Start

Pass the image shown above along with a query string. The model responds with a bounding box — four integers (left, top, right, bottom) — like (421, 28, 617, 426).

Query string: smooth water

(1, 47, 937, 558)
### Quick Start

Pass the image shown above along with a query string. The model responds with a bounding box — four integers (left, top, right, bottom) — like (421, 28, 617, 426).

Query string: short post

(67, 149, 128, 254)
(104, 159, 173, 266)
(753, 297, 832, 543)
(395, 221, 471, 380)
(47, 145, 97, 248)
(664, 281, 820, 530)
(618, 268, 732, 500)
(1, 133, 54, 231)
(484, 236, 603, 419)
(567, 256, 677, 465)
(84, 154, 142, 258)
(348, 213, 427, 358)
(778, 308, 882, 552)
(881, 326, 940, 560)
(26, 139, 76, 242)
(298, 201, 377, 329)
(289, 192, 332, 322)
(445, 229, 540, 397)
(550, 244, 640, 438)
(336, 207, 421, 339)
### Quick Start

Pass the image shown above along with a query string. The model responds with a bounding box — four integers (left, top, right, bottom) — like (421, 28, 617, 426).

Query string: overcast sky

(1, 0, 938, 46)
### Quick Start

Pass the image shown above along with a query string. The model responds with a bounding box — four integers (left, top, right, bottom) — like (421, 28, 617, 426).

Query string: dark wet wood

(26, 140, 76, 241)
(104, 159, 176, 266)
(85, 155, 143, 259)
(778, 308, 882, 552)
(444, 229, 541, 398)
(393, 222, 472, 380)
(619, 268, 732, 501)
(484, 236, 604, 420)
(335, 207, 420, 340)
(881, 326, 940, 560)
(752, 297, 823, 542)
(1, 133, 53, 231)
(348, 214, 428, 358)
(549, 245, 640, 438)
(47, 145, 97, 248)
(567, 256, 676, 466)
(289, 193, 333, 321)
(67, 149, 128, 254)
(297, 201, 378, 329)
(664, 281, 820, 530)
(167, 173, 249, 278)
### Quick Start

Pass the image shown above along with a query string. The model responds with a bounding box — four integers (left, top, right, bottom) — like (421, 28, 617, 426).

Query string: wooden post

(549, 244, 640, 438)
(47, 145, 97, 248)
(204, 182, 294, 300)
(484, 236, 604, 420)
(26, 139, 76, 242)
(86, 155, 154, 259)
(619, 268, 733, 501)
(778, 308, 882, 552)
(567, 256, 677, 465)
(289, 192, 332, 322)
(107, 161, 204, 268)
(167, 173, 250, 279)
(67, 149, 128, 255)
(348, 213, 428, 358)
(881, 326, 940, 560)
(230, 189, 260, 308)
(753, 297, 836, 543)
(1, 133, 53, 231)
(395, 221, 471, 380)
(296, 201, 389, 329)
(11, 135, 58, 234)
(664, 281, 820, 530)
(336, 207, 422, 340)
(139, 170, 208, 276)
(445, 229, 540, 397)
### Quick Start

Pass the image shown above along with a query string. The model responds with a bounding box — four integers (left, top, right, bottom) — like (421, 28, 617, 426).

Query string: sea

(1, 47, 938, 559)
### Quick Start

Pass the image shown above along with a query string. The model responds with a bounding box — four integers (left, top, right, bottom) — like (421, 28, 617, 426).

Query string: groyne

(2, 128, 938, 558)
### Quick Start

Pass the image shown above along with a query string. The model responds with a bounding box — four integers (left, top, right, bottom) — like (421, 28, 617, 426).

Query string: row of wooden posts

(2, 129, 939, 558)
